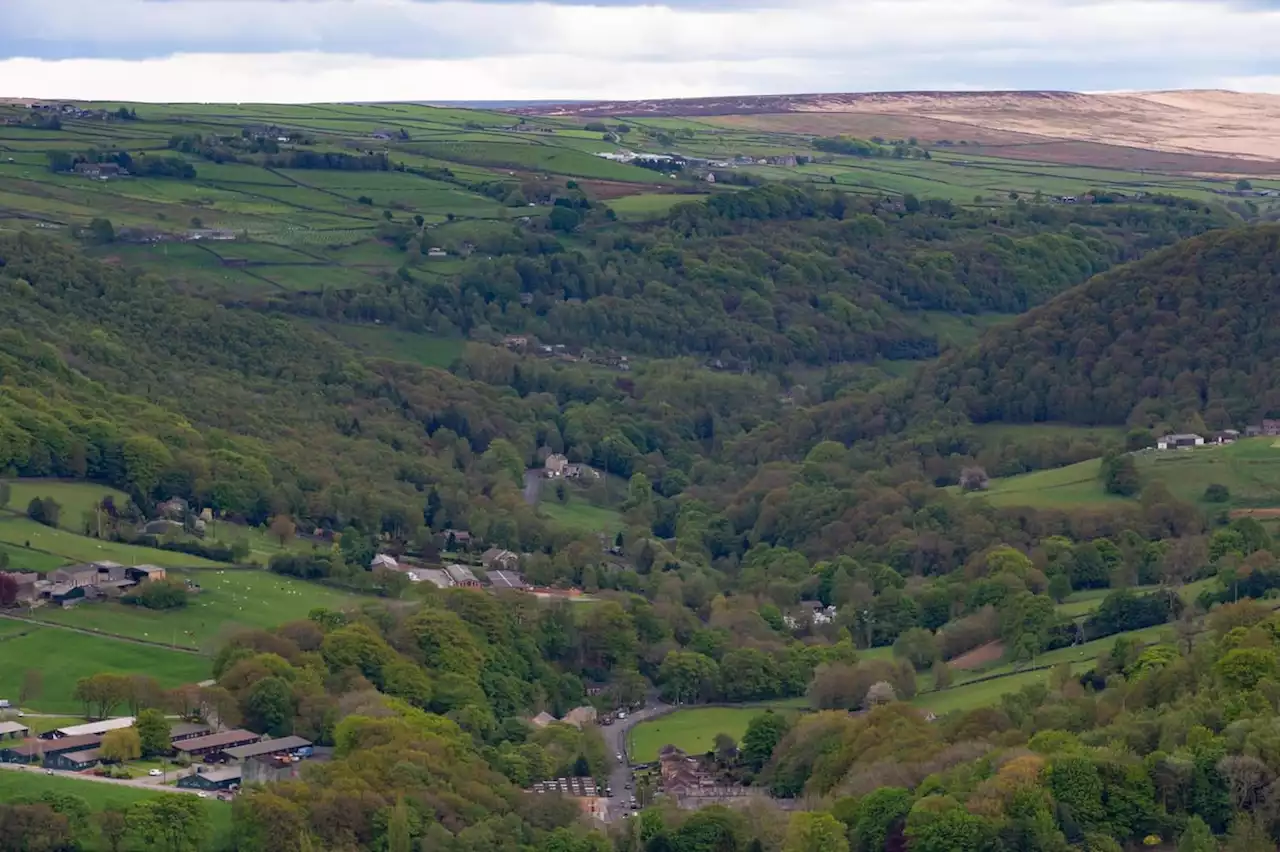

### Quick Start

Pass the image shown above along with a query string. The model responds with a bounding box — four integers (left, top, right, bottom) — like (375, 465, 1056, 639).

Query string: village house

(439, 529, 473, 550)
(1156, 433, 1205, 450)
(370, 554, 399, 571)
(1212, 430, 1241, 445)
(1247, 419, 1280, 437)
(444, 564, 481, 588)
(544, 454, 570, 477)
(482, 548, 519, 571)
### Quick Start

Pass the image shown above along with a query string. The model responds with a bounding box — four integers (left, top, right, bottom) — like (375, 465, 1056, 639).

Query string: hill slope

(917, 225, 1280, 432)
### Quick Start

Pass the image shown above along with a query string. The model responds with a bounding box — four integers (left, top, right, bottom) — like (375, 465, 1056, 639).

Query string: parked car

(148, 769, 162, 777)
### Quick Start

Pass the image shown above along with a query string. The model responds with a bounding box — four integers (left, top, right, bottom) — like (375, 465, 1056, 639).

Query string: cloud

(3, 0, 1280, 100)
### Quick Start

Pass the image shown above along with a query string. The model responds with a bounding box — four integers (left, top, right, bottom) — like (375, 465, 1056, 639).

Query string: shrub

(1204, 484, 1231, 503)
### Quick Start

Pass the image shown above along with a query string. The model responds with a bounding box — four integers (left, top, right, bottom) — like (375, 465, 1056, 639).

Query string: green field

(2, 480, 131, 533)
(0, 517, 225, 569)
(607, 193, 706, 220)
(0, 770, 231, 851)
(539, 497, 625, 536)
(33, 568, 358, 650)
(629, 707, 778, 762)
(974, 438, 1280, 509)
(313, 322, 465, 369)
(0, 625, 209, 713)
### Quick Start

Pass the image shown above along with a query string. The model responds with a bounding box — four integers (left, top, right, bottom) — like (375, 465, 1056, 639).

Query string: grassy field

(0, 625, 209, 713)
(2, 480, 131, 533)
(974, 438, 1280, 510)
(607, 193, 706, 220)
(33, 568, 358, 650)
(0, 541, 66, 573)
(312, 322, 465, 369)
(539, 496, 625, 536)
(0, 771, 231, 851)
(0, 517, 225, 569)
(629, 707, 787, 762)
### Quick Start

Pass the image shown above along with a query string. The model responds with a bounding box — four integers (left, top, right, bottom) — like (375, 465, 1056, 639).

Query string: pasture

(2, 480, 131, 533)
(0, 771, 232, 850)
(34, 567, 359, 650)
(974, 438, 1280, 510)
(0, 624, 210, 713)
(0, 517, 226, 568)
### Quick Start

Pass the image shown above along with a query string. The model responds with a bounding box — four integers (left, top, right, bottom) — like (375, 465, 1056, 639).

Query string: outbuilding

(178, 766, 242, 791)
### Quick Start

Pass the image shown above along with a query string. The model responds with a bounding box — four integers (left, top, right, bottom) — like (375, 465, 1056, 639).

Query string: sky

(4, 0, 1280, 102)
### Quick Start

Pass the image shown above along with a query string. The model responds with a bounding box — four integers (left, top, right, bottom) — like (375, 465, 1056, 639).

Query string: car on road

(196, 792, 209, 798)
(149, 769, 162, 777)
(617, 711, 627, 719)
(615, 753, 623, 762)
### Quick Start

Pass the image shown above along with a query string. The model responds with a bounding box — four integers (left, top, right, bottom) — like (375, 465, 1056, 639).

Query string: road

(0, 761, 207, 795)
(599, 700, 672, 821)
(523, 469, 543, 506)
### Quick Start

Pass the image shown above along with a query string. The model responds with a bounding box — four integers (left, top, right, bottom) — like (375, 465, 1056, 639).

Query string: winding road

(599, 699, 672, 821)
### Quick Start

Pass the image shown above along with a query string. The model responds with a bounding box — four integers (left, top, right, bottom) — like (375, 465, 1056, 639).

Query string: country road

(599, 699, 672, 821)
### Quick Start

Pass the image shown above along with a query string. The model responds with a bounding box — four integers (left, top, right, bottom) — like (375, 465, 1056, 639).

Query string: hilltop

(522, 89, 1280, 174)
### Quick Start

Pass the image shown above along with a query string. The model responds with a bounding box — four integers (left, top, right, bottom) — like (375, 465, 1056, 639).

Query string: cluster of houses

(0, 716, 313, 791)
(782, 601, 838, 631)
(0, 562, 168, 608)
(656, 746, 750, 804)
(501, 336, 632, 373)
(368, 548, 524, 591)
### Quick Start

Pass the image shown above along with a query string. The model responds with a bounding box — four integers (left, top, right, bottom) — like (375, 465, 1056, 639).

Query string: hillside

(974, 437, 1280, 510)
(916, 225, 1280, 432)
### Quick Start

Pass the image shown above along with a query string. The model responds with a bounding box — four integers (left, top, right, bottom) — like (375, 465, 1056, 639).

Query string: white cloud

(3, 0, 1280, 99)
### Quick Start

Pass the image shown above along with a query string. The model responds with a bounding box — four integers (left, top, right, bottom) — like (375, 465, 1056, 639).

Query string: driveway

(523, 470, 543, 506)
(599, 700, 672, 821)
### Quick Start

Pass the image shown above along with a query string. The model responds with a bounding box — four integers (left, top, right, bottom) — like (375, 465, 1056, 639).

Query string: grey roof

(1161, 433, 1203, 441)
(445, 564, 478, 584)
(221, 736, 312, 761)
(488, 569, 527, 589)
(0, 722, 29, 736)
(189, 766, 242, 783)
(169, 722, 213, 739)
(60, 748, 102, 765)
(174, 729, 260, 752)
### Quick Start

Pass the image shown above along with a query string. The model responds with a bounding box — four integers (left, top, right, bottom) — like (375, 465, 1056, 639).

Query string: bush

(122, 579, 189, 610)
(1204, 484, 1231, 503)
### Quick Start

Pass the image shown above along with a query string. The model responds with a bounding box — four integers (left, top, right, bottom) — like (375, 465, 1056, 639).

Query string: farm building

(0, 722, 29, 741)
(2, 734, 104, 765)
(444, 564, 481, 588)
(169, 722, 213, 742)
(544, 454, 569, 477)
(1156, 433, 1204, 450)
(0, 572, 38, 603)
(174, 729, 261, 759)
(178, 766, 242, 791)
(405, 568, 452, 589)
(370, 554, 399, 571)
(47, 748, 103, 772)
(561, 706, 598, 729)
(73, 163, 122, 179)
(487, 569, 527, 589)
(127, 565, 167, 583)
(244, 753, 304, 785)
(51, 717, 135, 739)
(221, 736, 313, 763)
(439, 529, 473, 549)
(481, 548, 519, 571)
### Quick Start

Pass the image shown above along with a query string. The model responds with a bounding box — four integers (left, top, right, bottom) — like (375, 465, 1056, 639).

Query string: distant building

(244, 753, 303, 785)
(0, 722, 29, 741)
(406, 568, 453, 589)
(444, 564, 481, 588)
(561, 706, 598, 729)
(47, 748, 103, 772)
(1212, 430, 1241, 445)
(544, 454, 569, 477)
(530, 711, 557, 728)
(0, 573, 38, 604)
(426, 247, 448, 258)
(370, 554, 399, 571)
(221, 736, 312, 764)
(174, 729, 261, 760)
(1156, 433, 1205, 450)
(178, 766, 242, 791)
(481, 548, 519, 571)
(73, 162, 122, 179)
(52, 717, 134, 739)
